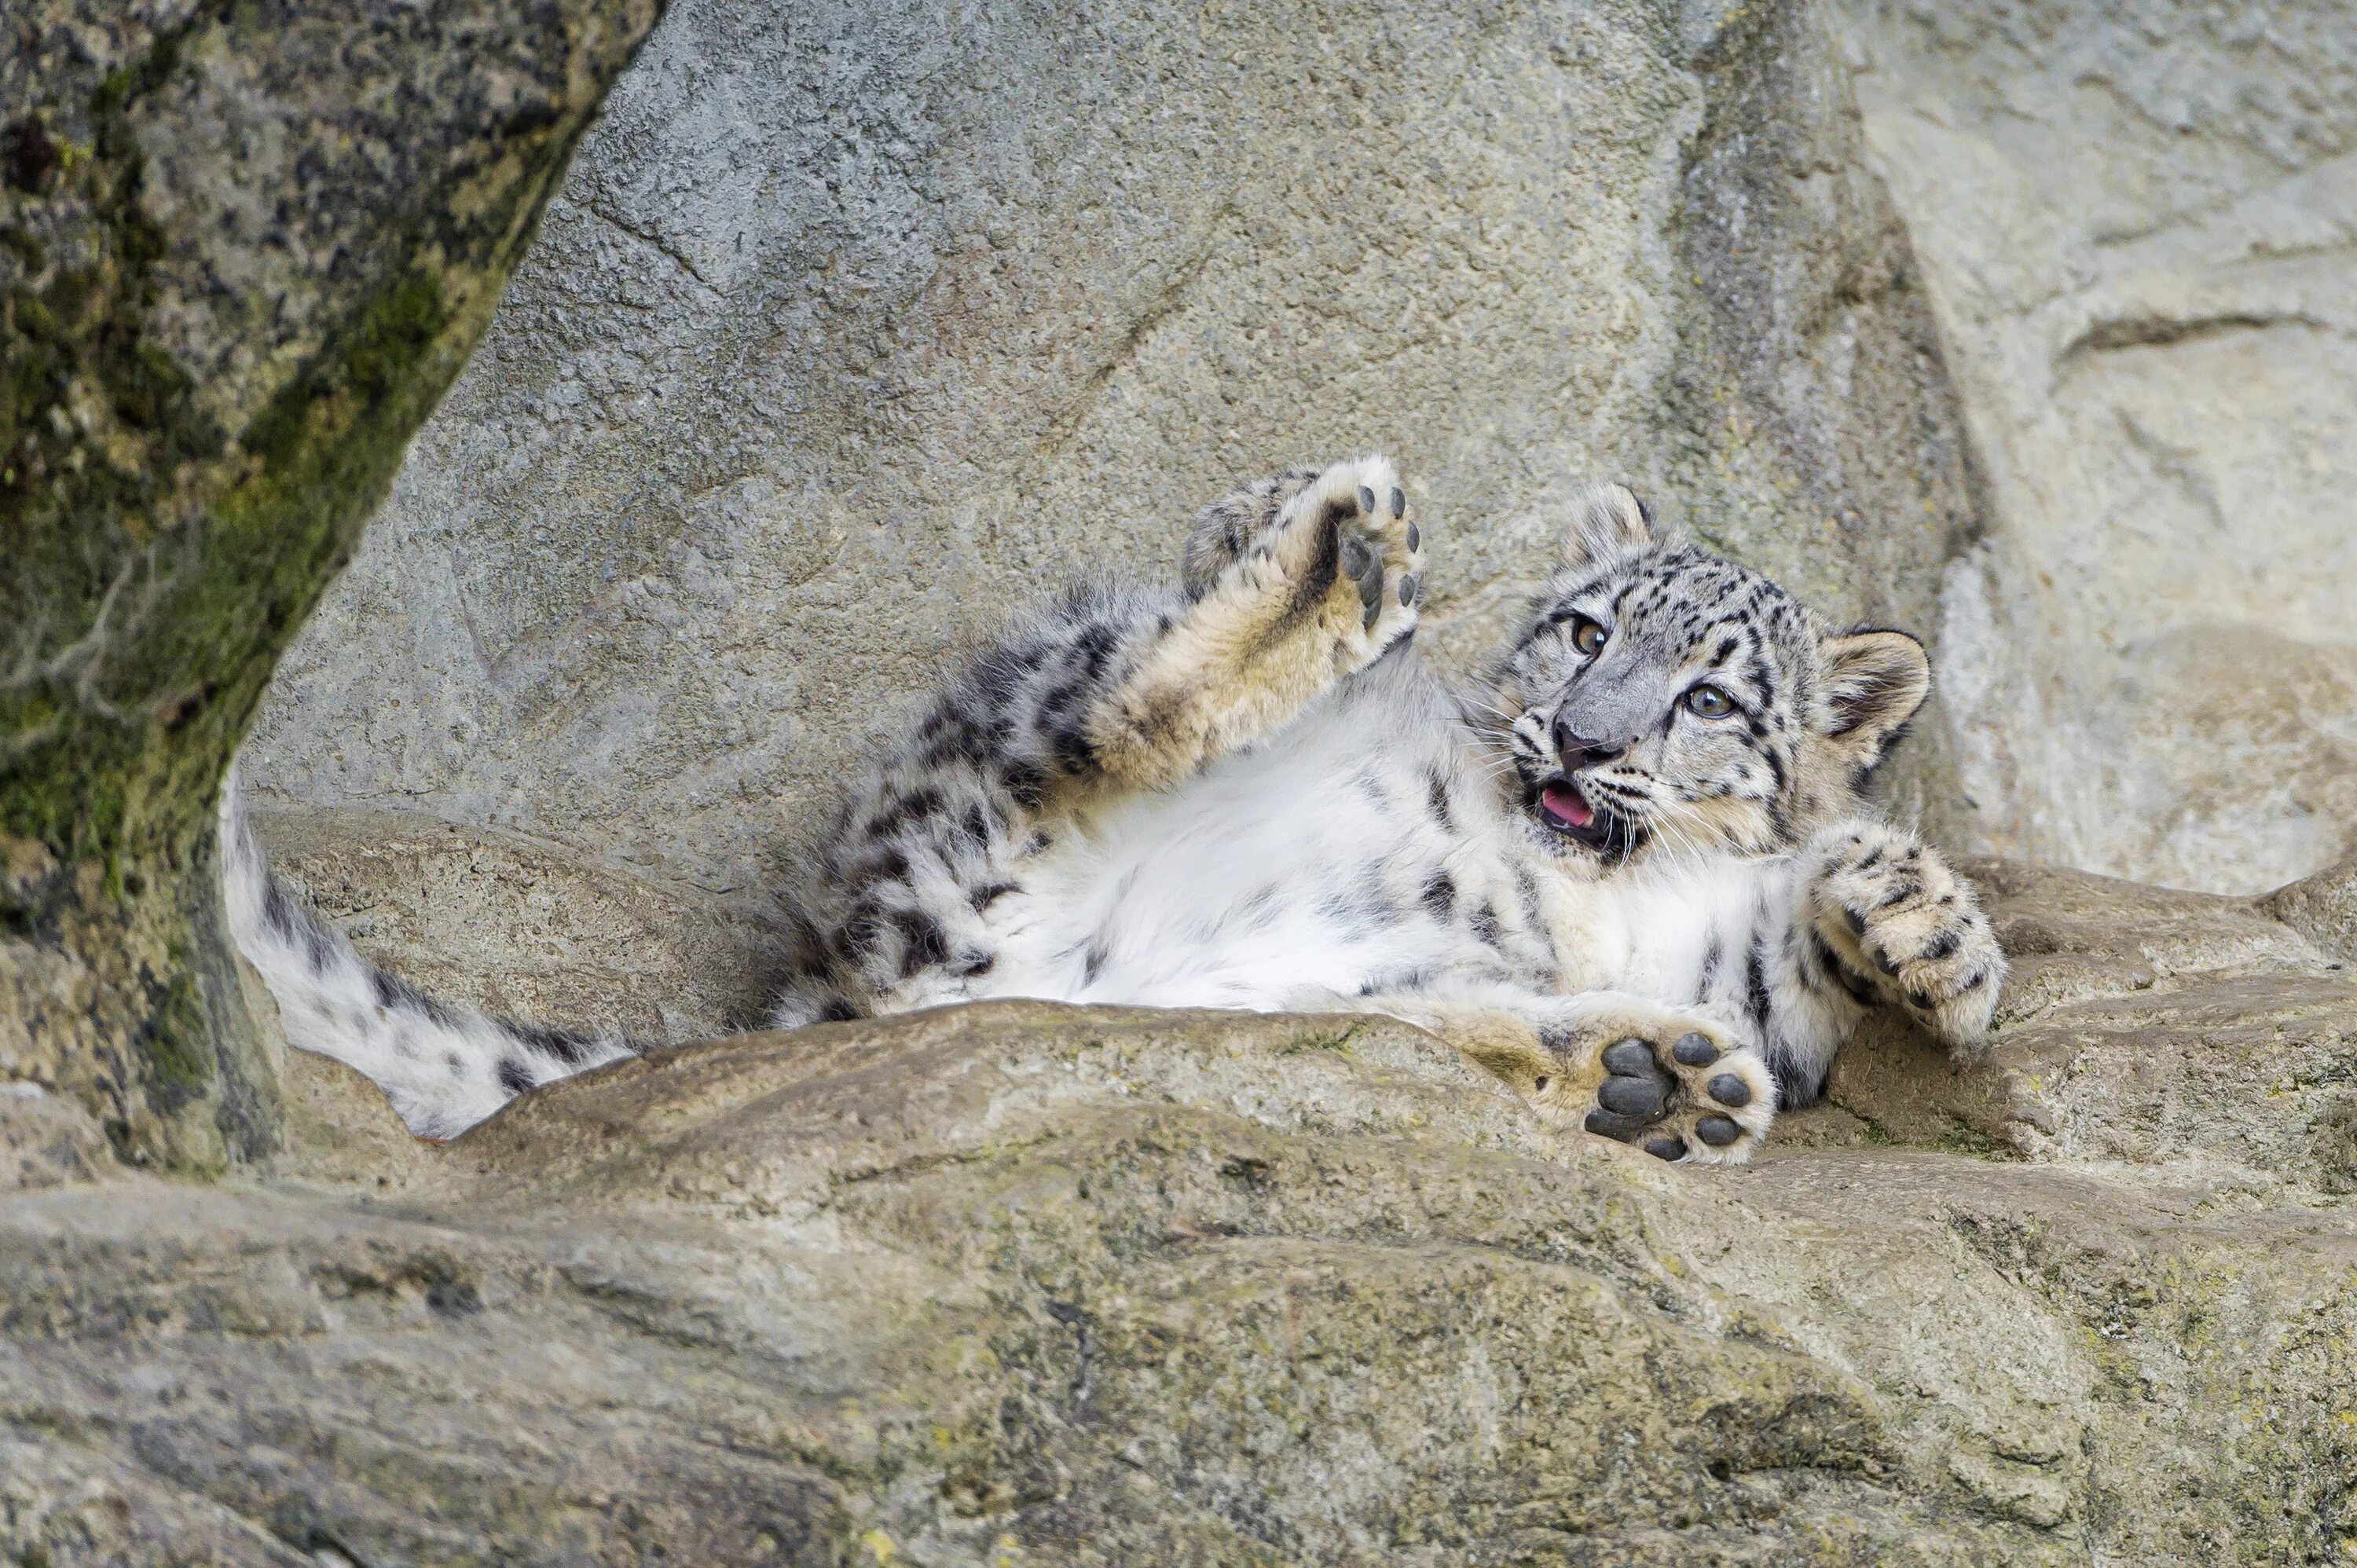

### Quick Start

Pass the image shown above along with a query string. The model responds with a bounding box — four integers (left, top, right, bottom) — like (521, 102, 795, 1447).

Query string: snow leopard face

(1482, 485, 1930, 870)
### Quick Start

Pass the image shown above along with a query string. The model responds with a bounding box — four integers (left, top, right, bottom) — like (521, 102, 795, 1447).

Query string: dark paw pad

(1600, 1039, 1654, 1075)
(1706, 1073, 1751, 1108)
(1347, 536, 1387, 628)
(1672, 1031, 1718, 1066)
(1695, 1115, 1743, 1147)
(1643, 1134, 1688, 1162)
(1596, 1035, 1674, 1123)
(1598, 1074, 1666, 1117)
(1585, 1108, 1648, 1142)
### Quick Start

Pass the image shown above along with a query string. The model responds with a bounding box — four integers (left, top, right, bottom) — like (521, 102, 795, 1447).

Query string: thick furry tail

(220, 771, 638, 1139)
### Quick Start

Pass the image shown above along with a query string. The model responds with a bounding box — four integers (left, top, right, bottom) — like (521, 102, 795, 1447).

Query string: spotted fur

(230, 456, 2003, 1160)
(218, 777, 634, 1139)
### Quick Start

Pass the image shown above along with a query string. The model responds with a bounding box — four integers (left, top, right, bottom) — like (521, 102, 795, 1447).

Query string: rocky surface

(239, 0, 1986, 943)
(238, 0, 2357, 917)
(2, 859, 2354, 1564)
(9, 0, 2355, 1560)
(0, 0, 661, 1169)
(1836, 0, 2357, 892)
(252, 805, 771, 1044)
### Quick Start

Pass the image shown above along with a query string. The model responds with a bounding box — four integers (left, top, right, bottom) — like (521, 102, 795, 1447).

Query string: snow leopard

(227, 456, 2005, 1161)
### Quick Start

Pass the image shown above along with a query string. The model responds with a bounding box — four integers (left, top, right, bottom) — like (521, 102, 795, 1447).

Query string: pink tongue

(1541, 782, 1594, 829)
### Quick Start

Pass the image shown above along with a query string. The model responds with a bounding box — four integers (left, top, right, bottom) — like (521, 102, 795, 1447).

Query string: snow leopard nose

(1552, 716, 1626, 771)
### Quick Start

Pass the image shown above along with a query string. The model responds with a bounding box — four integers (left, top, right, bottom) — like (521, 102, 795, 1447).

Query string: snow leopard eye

(1685, 684, 1735, 719)
(1570, 615, 1607, 656)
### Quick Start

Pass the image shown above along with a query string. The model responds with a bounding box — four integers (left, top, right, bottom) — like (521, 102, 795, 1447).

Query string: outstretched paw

(1209, 455, 1423, 669)
(1810, 823, 2006, 1052)
(1535, 1001, 1774, 1166)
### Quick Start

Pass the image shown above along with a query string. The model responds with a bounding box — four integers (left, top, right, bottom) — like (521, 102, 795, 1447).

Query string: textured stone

(240, 0, 1985, 914)
(252, 805, 772, 1044)
(2261, 849, 2357, 966)
(0, 0, 661, 1168)
(3, 863, 2355, 1564)
(1835, 0, 2357, 892)
(1809, 859, 2357, 1189)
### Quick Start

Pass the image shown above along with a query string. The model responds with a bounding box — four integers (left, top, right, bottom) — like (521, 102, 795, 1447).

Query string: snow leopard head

(1480, 483, 1930, 867)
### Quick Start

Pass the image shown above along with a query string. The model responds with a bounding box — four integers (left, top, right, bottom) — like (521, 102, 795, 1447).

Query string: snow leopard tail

(219, 771, 640, 1140)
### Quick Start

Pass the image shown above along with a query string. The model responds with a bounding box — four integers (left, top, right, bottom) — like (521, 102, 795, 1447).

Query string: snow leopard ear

(1819, 628, 1931, 767)
(1562, 482, 1655, 569)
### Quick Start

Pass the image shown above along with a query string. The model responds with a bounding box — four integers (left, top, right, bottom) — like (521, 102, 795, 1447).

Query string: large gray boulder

(239, 0, 1986, 958)
(0, 0, 661, 1170)
(1838, 0, 2357, 892)
(240, 0, 2357, 910)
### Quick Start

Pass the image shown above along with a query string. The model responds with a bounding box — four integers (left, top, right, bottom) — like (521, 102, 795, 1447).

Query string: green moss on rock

(0, 0, 661, 1169)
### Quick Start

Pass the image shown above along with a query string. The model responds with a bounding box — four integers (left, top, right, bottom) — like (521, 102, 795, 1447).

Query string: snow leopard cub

(229, 456, 2003, 1159)
(763, 456, 2003, 1162)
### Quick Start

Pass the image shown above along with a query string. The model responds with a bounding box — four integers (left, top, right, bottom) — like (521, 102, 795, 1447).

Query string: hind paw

(1250, 456, 1423, 664)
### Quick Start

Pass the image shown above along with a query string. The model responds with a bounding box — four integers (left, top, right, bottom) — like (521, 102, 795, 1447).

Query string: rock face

(238, 0, 1986, 944)
(4, 863, 2354, 1564)
(236, 0, 2356, 914)
(9, 0, 2356, 1560)
(1836, 0, 2357, 892)
(252, 806, 771, 1043)
(0, 0, 661, 1169)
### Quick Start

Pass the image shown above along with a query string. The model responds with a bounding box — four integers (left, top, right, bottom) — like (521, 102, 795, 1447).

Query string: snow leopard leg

(1799, 820, 2007, 1057)
(220, 774, 636, 1140)
(1089, 452, 1422, 790)
(1365, 985, 1776, 1166)
(775, 455, 1423, 1024)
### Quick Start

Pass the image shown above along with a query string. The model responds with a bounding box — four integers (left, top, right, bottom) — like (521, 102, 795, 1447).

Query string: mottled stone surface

(240, 0, 1985, 926)
(3, 862, 2354, 1564)
(0, 0, 661, 1168)
(1837, 0, 2357, 892)
(2261, 850, 2357, 968)
(252, 806, 772, 1043)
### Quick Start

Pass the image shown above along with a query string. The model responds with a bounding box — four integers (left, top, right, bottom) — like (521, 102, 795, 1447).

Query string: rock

(1809, 859, 2357, 1190)
(240, 0, 1986, 914)
(1834, 0, 2357, 892)
(0, 0, 662, 1170)
(2260, 850, 2357, 967)
(3, 860, 2355, 1563)
(252, 806, 774, 1044)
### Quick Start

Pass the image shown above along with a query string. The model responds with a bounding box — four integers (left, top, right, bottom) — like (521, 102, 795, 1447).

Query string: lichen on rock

(1, 0, 662, 1169)
(4, 857, 2355, 1562)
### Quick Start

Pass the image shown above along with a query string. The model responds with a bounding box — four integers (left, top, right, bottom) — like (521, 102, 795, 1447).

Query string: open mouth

(1533, 777, 1635, 857)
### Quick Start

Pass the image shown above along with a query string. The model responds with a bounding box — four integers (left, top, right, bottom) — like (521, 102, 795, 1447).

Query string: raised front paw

(1810, 823, 2006, 1052)
(1253, 455, 1424, 661)
(1536, 1000, 1775, 1166)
